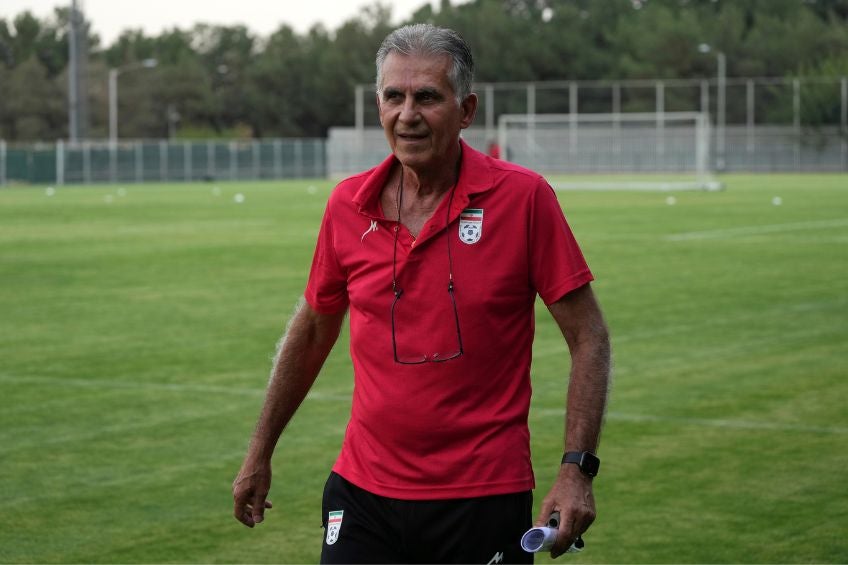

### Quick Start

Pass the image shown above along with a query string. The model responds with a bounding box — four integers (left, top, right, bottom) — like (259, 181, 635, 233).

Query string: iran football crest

(459, 208, 483, 244)
(326, 510, 343, 545)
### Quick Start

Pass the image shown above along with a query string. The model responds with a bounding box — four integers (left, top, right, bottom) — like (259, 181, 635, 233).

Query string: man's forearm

(247, 300, 346, 461)
(547, 284, 611, 453)
(564, 329, 610, 453)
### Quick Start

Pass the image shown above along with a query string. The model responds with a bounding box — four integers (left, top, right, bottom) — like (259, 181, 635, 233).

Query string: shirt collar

(352, 139, 495, 220)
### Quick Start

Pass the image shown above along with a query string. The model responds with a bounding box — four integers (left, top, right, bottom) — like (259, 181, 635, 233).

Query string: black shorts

(320, 472, 533, 564)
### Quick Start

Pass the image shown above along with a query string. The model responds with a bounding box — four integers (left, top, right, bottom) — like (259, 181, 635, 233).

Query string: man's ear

(459, 93, 478, 129)
(376, 94, 384, 126)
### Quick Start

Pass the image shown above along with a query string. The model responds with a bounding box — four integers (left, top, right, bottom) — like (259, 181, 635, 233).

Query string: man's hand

(535, 464, 596, 558)
(230, 302, 346, 528)
(233, 461, 274, 528)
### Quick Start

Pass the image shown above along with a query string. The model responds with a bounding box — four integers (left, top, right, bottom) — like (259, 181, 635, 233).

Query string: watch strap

(561, 452, 583, 466)
(561, 451, 600, 477)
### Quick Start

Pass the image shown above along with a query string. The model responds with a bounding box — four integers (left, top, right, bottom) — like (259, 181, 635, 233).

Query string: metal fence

(327, 123, 848, 178)
(2, 75, 847, 186)
(352, 75, 848, 174)
(0, 138, 326, 186)
(357, 75, 848, 135)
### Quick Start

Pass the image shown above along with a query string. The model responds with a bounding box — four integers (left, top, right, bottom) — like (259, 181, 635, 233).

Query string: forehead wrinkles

(380, 53, 453, 94)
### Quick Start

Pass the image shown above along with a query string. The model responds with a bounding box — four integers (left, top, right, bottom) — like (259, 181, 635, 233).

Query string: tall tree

(6, 56, 65, 139)
(1, 0, 846, 142)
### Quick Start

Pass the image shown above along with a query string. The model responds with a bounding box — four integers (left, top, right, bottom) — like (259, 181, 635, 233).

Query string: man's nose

(399, 99, 420, 123)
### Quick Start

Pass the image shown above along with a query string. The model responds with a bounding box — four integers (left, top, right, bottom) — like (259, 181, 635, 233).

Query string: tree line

(1, 0, 846, 142)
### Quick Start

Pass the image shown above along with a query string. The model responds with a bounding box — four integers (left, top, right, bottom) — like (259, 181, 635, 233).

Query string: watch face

(581, 452, 600, 476)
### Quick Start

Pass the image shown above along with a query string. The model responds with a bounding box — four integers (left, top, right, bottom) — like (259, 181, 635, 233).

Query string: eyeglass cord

(391, 157, 461, 297)
(390, 150, 464, 362)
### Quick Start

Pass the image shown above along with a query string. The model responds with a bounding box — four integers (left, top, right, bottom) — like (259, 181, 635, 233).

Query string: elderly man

(233, 23, 610, 564)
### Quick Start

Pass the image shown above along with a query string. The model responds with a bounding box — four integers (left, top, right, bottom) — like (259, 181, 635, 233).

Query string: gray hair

(375, 24, 475, 103)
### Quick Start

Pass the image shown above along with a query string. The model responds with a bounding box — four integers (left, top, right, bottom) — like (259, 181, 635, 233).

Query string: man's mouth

(397, 132, 428, 140)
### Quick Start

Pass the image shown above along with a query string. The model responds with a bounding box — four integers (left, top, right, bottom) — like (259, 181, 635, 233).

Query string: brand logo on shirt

(459, 208, 483, 244)
(487, 551, 504, 564)
(361, 220, 378, 243)
(326, 510, 344, 545)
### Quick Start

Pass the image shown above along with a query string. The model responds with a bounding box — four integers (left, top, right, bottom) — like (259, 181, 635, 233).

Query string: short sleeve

(528, 179, 594, 304)
(304, 204, 350, 314)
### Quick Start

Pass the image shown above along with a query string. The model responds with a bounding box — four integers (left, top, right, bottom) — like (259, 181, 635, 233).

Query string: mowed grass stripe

(664, 217, 848, 240)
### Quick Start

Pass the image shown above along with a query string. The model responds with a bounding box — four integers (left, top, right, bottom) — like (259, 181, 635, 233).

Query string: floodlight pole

(698, 44, 726, 171)
(716, 51, 726, 171)
(108, 58, 158, 146)
(68, 0, 79, 142)
(108, 68, 118, 145)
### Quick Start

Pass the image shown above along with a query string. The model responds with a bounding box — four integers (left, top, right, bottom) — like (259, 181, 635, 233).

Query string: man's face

(377, 52, 477, 172)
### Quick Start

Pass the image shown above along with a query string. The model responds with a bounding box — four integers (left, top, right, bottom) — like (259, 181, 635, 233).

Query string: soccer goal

(497, 112, 722, 191)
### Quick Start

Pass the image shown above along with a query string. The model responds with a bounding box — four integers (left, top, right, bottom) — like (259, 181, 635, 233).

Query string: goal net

(497, 112, 722, 191)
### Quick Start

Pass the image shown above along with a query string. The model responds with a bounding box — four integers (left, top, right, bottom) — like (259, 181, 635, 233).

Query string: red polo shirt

(305, 141, 593, 500)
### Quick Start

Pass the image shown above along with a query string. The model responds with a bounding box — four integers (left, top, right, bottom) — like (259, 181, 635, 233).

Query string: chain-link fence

(0, 138, 326, 186)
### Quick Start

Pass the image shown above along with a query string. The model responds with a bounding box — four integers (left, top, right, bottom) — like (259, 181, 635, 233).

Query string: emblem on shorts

(326, 510, 344, 545)
(459, 208, 483, 244)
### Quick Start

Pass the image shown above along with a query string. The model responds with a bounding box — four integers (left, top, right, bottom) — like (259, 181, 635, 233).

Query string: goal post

(497, 112, 722, 191)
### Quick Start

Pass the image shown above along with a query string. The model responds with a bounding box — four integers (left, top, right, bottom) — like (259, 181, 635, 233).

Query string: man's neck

(397, 144, 463, 199)
(380, 150, 462, 237)
(400, 167, 455, 199)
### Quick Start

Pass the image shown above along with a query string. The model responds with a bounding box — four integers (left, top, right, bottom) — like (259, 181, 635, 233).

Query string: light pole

(698, 43, 726, 170)
(108, 58, 158, 145)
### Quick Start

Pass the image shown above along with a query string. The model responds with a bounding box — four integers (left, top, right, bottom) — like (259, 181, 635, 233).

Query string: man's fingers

(234, 503, 256, 528)
(534, 502, 555, 527)
(232, 465, 272, 528)
(233, 488, 263, 528)
(243, 508, 256, 528)
(550, 515, 584, 558)
(233, 497, 252, 527)
(251, 494, 268, 524)
(550, 520, 572, 558)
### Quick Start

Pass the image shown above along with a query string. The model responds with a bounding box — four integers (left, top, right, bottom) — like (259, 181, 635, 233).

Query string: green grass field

(1, 174, 846, 563)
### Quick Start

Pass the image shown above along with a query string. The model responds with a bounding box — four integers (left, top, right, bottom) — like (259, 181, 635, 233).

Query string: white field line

(664, 218, 848, 241)
(0, 400, 246, 456)
(532, 295, 846, 360)
(2, 447, 251, 508)
(608, 319, 836, 379)
(536, 409, 848, 435)
(0, 374, 264, 396)
(4, 375, 845, 440)
(0, 374, 350, 454)
(0, 373, 350, 401)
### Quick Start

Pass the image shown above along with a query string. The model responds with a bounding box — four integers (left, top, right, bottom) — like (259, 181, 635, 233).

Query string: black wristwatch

(562, 451, 600, 478)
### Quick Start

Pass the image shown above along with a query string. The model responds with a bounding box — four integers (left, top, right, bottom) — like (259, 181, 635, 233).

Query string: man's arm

(233, 299, 346, 528)
(537, 283, 611, 557)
